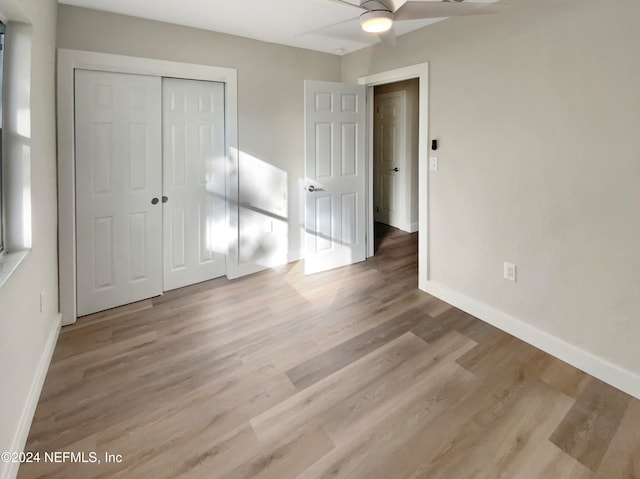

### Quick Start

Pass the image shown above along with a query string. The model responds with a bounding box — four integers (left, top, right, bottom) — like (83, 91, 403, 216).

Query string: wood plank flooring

(19, 224, 640, 478)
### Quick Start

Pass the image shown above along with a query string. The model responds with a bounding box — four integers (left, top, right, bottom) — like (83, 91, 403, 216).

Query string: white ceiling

(58, 0, 490, 55)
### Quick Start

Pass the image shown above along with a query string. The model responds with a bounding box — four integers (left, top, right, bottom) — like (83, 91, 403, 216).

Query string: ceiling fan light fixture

(359, 10, 394, 33)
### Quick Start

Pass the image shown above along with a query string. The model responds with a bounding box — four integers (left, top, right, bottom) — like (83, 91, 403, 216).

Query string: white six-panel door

(162, 78, 226, 291)
(374, 90, 407, 230)
(304, 80, 366, 275)
(75, 70, 163, 316)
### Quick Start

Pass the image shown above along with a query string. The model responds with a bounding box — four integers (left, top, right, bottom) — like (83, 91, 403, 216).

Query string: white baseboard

(1, 314, 61, 479)
(225, 260, 265, 280)
(409, 222, 419, 233)
(289, 249, 304, 264)
(422, 281, 640, 400)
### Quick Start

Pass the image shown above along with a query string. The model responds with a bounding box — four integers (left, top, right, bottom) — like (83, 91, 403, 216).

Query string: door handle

(162, 196, 168, 203)
(389, 167, 399, 172)
(305, 185, 324, 192)
(151, 197, 159, 205)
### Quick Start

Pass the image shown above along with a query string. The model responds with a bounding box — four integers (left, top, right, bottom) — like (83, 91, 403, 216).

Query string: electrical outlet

(504, 262, 517, 282)
(264, 220, 273, 233)
(40, 289, 46, 313)
(429, 156, 438, 171)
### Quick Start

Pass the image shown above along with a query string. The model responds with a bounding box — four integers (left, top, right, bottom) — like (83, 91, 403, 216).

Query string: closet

(74, 70, 226, 316)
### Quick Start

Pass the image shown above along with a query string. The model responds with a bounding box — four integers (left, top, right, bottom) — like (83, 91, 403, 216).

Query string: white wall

(343, 0, 640, 389)
(57, 5, 342, 271)
(0, 0, 59, 476)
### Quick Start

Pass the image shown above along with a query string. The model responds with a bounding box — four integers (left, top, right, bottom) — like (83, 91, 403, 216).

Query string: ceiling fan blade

(395, 1, 502, 21)
(378, 26, 397, 46)
(372, 0, 396, 12)
(295, 16, 360, 38)
(324, 0, 367, 13)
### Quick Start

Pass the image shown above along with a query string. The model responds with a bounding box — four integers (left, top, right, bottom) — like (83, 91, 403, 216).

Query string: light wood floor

(20, 225, 640, 478)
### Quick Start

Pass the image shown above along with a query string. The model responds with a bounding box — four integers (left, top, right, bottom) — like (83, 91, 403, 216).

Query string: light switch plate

(429, 156, 438, 171)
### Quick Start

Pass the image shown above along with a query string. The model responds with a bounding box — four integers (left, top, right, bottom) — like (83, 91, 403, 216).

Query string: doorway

(359, 62, 429, 291)
(373, 78, 419, 253)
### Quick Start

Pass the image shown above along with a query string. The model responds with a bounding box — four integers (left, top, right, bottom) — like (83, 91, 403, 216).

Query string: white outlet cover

(504, 262, 517, 282)
(429, 156, 438, 171)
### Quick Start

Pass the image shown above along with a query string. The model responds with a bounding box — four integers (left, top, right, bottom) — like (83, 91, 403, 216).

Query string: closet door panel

(162, 78, 226, 291)
(75, 70, 163, 316)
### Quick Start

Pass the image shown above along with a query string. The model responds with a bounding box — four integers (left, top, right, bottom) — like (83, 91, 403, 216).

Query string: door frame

(358, 62, 429, 290)
(57, 49, 239, 325)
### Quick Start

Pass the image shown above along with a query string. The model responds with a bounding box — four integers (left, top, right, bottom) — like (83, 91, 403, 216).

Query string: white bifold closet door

(75, 70, 163, 316)
(75, 71, 226, 316)
(162, 78, 226, 291)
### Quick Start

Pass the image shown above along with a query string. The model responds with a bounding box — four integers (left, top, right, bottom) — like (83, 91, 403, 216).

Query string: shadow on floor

(374, 222, 406, 254)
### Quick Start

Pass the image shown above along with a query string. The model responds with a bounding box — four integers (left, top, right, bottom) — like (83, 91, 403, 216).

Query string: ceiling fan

(325, 0, 501, 45)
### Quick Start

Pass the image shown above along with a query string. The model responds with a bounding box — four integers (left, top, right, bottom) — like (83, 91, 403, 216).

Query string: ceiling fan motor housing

(359, 9, 394, 32)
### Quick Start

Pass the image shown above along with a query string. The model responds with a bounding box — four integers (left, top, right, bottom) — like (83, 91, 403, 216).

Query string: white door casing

(162, 78, 226, 291)
(304, 80, 366, 275)
(75, 70, 163, 316)
(374, 90, 408, 230)
(359, 63, 428, 273)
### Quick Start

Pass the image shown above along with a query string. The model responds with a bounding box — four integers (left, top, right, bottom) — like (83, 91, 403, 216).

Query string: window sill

(0, 249, 30, 289)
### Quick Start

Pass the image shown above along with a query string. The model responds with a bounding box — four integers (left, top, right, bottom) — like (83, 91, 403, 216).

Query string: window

(0, 21, 4, 256)
(0, 19, 33, 288)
